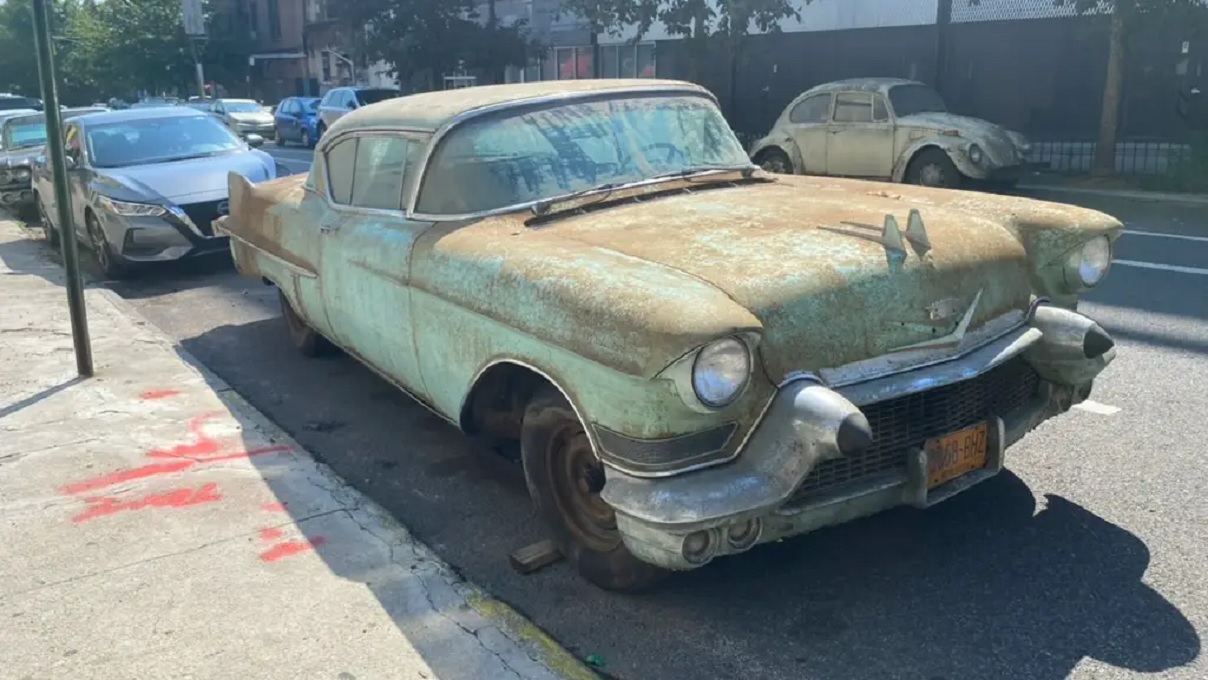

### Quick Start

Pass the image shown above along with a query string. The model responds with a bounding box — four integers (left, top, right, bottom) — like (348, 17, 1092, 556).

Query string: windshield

(888, 85, 948, 116)
(3, 121, 48, 149)
(356, 89, 399, 105)
(86, 115, 246, 168)
(416, 94, 751, 214)
(224, 100, 262, 113)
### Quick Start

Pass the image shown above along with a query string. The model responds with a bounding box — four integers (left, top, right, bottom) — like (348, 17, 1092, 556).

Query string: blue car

(273, 96, 320, 148)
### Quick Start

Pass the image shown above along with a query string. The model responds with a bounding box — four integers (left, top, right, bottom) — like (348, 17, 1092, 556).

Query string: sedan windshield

(86, 115, 245, 168)
(888, 85, 948, 116)
(416, 94, 751, 214)
(223, 100, 262, 113)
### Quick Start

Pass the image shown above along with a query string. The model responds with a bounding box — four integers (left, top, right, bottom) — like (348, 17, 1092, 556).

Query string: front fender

(749, 134, 803, 174)
(892, 136, 975, 182)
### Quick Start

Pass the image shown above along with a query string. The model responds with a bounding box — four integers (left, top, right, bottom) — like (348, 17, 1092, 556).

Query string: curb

(1018, 184, 1208, 206)
(5, 216, 599, 680)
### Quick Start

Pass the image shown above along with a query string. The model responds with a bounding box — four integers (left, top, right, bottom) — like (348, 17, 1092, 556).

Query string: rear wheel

(37, 195, 58, 249)
(520, 385, 668, 592)
(279, 289, 333, 357)
(905, 149, 961, 188)
(274, 129, 285, 147)
(86, 210, 132, 279)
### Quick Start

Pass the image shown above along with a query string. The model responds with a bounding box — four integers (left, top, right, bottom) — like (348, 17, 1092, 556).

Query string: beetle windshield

(888, 85, 948, 116)
(416, 94, 751, 215)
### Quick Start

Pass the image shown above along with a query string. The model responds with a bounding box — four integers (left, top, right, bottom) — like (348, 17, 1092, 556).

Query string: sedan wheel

(86, 211, 131, 279)
(38, 197, 59, 250)
(274, 130, 285, 147)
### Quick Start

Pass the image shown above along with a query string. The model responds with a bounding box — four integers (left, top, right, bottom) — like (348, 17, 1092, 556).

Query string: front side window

(416, 94, 749, 215)
(789, 94, 831, 124)
(350, 136, 410, 210)
(833, 92, 874, 123)
(85, 115, 245, 168)
(887, 84, 948, 116)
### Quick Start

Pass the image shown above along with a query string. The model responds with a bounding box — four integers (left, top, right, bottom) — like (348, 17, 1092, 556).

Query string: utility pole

(934, 0, 953, 97)
(182, 0, 207, 98)
(31, 0, 93, 378)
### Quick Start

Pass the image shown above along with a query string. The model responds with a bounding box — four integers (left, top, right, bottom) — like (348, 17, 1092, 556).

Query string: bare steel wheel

(756, 148, 793, 174)
(521, 384, 668, 591)
(905, 148, 961, 188)
(279, 289, 333, 357)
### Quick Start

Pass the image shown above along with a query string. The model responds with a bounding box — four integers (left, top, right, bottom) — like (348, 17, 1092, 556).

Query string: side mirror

(64, 156, 78, 170)
(246, 134, 265, 148)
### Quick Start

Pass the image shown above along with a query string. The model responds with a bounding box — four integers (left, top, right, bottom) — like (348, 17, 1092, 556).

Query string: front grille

(181, 200, 224, 236)
(789, 356, 1041, 503)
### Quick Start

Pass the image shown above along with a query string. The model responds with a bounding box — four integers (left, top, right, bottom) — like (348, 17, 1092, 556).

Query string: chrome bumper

(601, 303, 1115, 570)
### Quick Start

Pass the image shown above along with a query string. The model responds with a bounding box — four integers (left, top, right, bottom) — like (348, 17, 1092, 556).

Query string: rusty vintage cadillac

(216, 79, 1120, 591)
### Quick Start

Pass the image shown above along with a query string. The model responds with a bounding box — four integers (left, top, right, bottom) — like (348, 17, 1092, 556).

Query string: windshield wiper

(531, 181, 627, 217)
(530, 166, 760, 217)
(648, 165, 760, 182)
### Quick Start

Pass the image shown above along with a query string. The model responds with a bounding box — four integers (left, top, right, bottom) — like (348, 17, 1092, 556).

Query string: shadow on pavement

(185, 314, 1201, 680)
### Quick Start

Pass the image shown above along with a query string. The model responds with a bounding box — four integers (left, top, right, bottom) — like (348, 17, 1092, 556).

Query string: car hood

(230, 112, 273, 124)
(95, 150, 276, 204)
(492, 176, 1115, 380)
(897, 112, 1024, 164)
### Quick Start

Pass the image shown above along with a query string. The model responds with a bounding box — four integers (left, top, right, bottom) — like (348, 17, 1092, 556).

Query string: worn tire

(37, 196, 59, 250)
(755, 148, 794, 175)
(905, 148, 961, 188)
(86, 210, 133, 279)
(315, 123, 326, 141)
(279, 289, 333, 358)
(520, 384, 669, 592)
(301, 128, 312, 149)
(274, 130, 285, 147)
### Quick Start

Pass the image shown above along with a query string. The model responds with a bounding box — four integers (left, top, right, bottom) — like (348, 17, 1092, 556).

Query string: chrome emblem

(890, 289, 984, 353)
(926, 297, 963, 322)
(217, 200, 230, 216)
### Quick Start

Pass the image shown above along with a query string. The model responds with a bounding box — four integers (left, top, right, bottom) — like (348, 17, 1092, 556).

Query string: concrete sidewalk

(0, 219, 594, 680)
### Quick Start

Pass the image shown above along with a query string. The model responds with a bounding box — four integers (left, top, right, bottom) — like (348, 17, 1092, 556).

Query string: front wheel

(905, 149, 961, 188)
(520, 385, 668, 592)
(86, 211, 132, 279)
(755, 148, 793, 175)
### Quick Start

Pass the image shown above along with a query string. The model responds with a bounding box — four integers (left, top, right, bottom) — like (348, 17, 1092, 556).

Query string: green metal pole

(31, 0, 93, 378)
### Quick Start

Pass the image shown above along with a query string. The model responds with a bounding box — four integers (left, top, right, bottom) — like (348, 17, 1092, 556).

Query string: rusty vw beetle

(216, 79, 1119, 591)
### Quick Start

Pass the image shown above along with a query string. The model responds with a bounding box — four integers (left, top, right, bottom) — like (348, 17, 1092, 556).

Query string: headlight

(1064, 235, 1112, 289)
(691, 338, 751, 408)
(97, 195, 166, 217)
(13, 168, 30, 180)
(968, 144, 983, 164)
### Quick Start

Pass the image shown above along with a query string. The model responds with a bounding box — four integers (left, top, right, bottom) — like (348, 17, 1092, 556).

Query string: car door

(824, 91, 895, 179)
(53, 122, 90, 241)
(317, 131, 431, 398)
(783, 93, 831, 174)
(274, 99, 292, 138)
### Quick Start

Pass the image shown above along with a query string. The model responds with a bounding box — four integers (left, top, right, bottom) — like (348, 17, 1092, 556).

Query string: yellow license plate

(925, 422, 989, 489)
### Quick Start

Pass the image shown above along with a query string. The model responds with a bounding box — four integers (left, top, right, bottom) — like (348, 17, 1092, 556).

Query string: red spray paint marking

(59, 412, 291, 496)
(261, 503, 288, 513)
(140, 389, 181, 401)
(259, 536, 326, 563)
(258, 527, 285, 542)
(71, 483, 222, 523)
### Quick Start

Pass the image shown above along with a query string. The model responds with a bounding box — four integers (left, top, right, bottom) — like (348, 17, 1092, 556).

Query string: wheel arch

(893, 138, 966, 182)
(750, 137, 803, 174)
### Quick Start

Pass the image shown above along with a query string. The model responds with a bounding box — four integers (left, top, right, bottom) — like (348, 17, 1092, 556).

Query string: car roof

(4, 107, 108, 126)
(332, 79, 711, 133)
(74, 107, 209, 126)
(803, 78, 925, 95)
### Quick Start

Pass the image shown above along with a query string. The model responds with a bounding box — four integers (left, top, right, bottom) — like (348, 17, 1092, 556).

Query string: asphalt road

(20, 150, 1208, 679)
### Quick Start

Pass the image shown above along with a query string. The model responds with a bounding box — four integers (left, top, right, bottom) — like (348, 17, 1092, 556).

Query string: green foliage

(0, 0, 248, 103)
(347, 0, 539, 89)
(563, 0, 806, 41)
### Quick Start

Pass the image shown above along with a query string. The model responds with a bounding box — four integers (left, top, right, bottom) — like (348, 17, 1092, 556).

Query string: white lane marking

(1074, 400, 1121, 415)
(1113, 259, 1208, 276)
(1124, 230, 1208, 243)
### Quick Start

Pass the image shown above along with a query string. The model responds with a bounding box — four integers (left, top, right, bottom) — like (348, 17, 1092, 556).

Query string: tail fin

(216, 171, 257, 237)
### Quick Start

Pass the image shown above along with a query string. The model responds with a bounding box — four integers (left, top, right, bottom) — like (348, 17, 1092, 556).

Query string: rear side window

(350, 136, 409, 211)
(833, 92, 874, 123)
(789, 94, 831, 124)
(325, 137, 357, 204)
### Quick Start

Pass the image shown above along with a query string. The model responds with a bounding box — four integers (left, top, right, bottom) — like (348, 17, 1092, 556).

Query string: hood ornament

(821, 208, 933, 273)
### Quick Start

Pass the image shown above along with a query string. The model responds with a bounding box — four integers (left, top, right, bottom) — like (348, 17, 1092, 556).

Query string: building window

(247, 0, 258, 32)
(321, 51, 331, 81)
(268, 0, 281, 39)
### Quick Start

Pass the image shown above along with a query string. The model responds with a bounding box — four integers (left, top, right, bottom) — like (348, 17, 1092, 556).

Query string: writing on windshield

(416, 94, 749, 214)
(87, 116, 245, 168)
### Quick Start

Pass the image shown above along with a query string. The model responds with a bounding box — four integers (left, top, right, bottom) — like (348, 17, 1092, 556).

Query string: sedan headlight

(691, 338, 752, 408)
(968, 144, 983, 164)
(13, 168, 30, 180)
(1063, 235, 1112, 290)
(98, 195, 166, 217)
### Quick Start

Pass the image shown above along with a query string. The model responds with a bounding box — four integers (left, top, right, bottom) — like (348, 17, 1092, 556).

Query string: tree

(345, 0, 537, 91)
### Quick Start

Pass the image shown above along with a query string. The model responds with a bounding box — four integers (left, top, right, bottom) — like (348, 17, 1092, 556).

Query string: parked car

(273, 96, 321, 148)
(185, 99, 215, 113)
(211, 98, 275, 139)
(32, 107, 288, 278)
(316, 86, 400, 139)
(0, 94, 42, 111)
(0, 107, 107, 218)
(750, 78, 1045, 189)
(217, 79, 1119, 592)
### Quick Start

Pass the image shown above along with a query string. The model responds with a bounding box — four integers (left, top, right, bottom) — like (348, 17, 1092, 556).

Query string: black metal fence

(654, 0, 1207, 176)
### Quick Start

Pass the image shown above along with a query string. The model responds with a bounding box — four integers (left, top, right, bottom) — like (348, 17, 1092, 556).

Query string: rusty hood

(493, 176, 1116, 381)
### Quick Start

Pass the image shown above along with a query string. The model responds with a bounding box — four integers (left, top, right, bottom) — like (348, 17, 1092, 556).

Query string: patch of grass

(1140, 133, 1208, 194)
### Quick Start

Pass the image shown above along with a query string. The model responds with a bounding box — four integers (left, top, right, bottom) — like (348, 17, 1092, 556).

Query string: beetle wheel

(905, 148, 961, 188)
(521, 384, 668, 592)
(756, 148, 793, 175)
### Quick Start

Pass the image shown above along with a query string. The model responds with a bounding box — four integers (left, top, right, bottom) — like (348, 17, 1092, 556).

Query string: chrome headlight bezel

(661, 332, 760, 414)
(690, 337, 753, 409)
(12, 168, 30, 181)
(1062, 235, 1113, 291)
(968, 143, 984, 164)
(97, 195, 167, 218)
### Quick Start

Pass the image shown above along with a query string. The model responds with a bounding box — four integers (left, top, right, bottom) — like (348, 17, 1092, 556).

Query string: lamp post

(31, 0, 93, 378)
